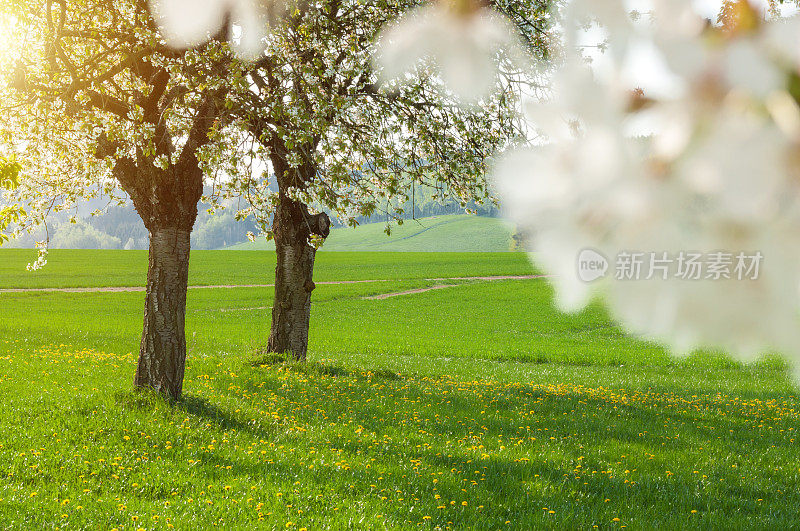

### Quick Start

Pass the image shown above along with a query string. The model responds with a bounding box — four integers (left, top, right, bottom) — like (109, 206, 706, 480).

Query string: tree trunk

(266, 180, 330, 361)
(268, 236, 318, 361)
(265, 142, 331, 361)
(267, 204, 331, 361)
(134, 226, 191, 399)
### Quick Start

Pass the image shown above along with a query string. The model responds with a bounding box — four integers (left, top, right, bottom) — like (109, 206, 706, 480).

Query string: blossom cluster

(494, 0, 800, 367)
(148, 0, 280, 59)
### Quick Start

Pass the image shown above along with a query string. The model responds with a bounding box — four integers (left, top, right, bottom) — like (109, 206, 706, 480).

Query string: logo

(577, 248, 609, 282)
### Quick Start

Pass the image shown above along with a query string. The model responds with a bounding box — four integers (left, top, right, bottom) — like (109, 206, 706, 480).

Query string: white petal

(374, 8, 439, 83)
(230, 0, 269, 59)
(150, 0, 227, 49)
(374, 5, 528, 103)
(763, 17, 800, 66)
(724, 39, 784, 97)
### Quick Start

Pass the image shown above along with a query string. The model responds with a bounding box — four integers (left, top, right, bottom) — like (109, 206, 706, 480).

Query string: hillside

(228, 214, 517, 252)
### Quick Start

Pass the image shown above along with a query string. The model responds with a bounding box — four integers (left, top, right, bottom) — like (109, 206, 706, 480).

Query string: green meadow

(1, 250, 798, 529)
(0, 249, 531, 288)
(229, 214, 515, 252)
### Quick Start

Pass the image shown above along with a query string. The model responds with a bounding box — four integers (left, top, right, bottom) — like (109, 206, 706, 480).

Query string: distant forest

(7, 184, 500, 250)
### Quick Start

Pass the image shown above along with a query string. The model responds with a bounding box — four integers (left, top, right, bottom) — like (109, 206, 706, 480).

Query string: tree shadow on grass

(249, 352, 402, 381)
(162, 361, 800, 528)
(327, 385, 800, 527)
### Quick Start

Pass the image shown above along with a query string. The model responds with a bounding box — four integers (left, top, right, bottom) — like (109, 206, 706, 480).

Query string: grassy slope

(229, 214, 515, 252)
(0, 253, 798, 529)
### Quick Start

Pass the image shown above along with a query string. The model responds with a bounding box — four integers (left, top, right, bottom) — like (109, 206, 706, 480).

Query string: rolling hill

(228, 214, 517, 252)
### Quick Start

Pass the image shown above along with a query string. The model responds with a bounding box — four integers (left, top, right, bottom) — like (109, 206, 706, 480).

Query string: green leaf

(0, 155, 22, 190)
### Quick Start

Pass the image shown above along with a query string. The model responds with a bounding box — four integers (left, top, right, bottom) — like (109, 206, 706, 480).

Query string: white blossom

(26, 245, 48, 271)
(564, 0, 637, 60)
(493, 0, 800, 371)
(374, 0, 529, 103)
(149, 0, 274, 58)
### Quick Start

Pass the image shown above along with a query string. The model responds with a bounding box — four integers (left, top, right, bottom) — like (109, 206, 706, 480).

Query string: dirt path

(0, 275, 546, 294)
(0, 279, 392, 294)
(363, 274, 546, 300)
(426, 275, 544, 282)
(363, 284, 456, 300)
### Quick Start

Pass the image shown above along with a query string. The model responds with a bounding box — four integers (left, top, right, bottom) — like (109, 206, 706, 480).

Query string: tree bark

(268, 233, 318, 361)
(267, 206, 332, 361)
(266, 161, 330, 360)
(134, 226, 191, 399)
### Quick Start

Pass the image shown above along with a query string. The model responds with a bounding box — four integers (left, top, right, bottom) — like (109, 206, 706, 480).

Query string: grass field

(1, 250, 799, 529)
(229, 214, 515, 252)
(0, 249, 532, 289)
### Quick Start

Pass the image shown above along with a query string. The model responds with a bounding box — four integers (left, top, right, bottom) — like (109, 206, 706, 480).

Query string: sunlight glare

(0, 14, 18, 75)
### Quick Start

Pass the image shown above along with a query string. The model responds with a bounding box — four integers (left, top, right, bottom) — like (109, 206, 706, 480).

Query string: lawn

(0, 250, 798, 529)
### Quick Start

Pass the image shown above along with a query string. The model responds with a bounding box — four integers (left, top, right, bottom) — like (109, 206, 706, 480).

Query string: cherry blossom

(494, 0, 800, 371)
(374, 0, 529, 103)
(149, 0, 275, 58)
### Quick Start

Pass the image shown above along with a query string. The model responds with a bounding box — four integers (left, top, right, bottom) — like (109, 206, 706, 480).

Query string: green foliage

(191, 210, 259, 250)
(0, 206, 26, 246)
(83, 203, 149, 250)
(0, 252, 798, 528)
(0, 0, 241, 247)
(0, 155, 21, 190)
(0, 155, 25, 245)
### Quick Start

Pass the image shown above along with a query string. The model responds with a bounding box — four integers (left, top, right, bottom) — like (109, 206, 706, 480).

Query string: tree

(213, 0, 552, 360)
(0, 0, 239, 398)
